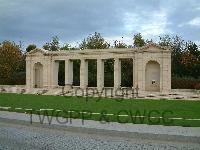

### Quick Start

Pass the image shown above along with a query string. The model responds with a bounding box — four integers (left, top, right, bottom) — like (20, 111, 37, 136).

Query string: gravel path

(1, 111, 200, 138)
(0, 121, 200, 150)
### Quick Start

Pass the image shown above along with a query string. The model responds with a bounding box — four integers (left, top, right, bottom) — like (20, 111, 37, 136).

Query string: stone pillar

(31, 60, 35, 89)
(168, 56, 171, 91)
(114, 58, 121, 89)
(46, 56, 52, 88)
(162, 54, 171, 92)
(26, 57, 32, 89)
(65, 59, 73, 89)
(134, 54, 138, 88)
(132, 58, 135, 88)
(43, 58, 49, 88)
(136, 53, 144, 91)
(97, 59, 104, 90)
(80, 59, 88, 89)
(52, 61, 59, 88)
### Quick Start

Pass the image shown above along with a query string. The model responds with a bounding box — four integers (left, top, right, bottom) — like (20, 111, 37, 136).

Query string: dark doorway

(121, 59, 133, 87)
(73, 60, 80, 86)
(104, 59, 114, 87)
(88, 59, 97, 87)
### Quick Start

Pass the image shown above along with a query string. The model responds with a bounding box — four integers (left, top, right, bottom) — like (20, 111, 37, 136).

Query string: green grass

(0, 93, 200, 127)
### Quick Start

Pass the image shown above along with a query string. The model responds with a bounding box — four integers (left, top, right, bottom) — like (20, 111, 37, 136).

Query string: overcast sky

(0, 0, 200, 48)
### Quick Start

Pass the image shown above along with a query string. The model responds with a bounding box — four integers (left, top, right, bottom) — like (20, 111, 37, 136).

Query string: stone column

(162, 54, 171, 92)
(80, 59, 88, 89)
(26, 57, 32, 89)
(114, 58, 121, 89)
(97, 59, 104, 90)
(65, 59, 73, 89)
(132, 58, 135, 88)
(46, 56, 52, 88)
(43, 58, 49, 88)
(52, 60, 59, 88)
(136, 53, 144, 91)
(31, 60, 35, 89)
(168, 56, 171, 91)
(134, 54, 138, 88)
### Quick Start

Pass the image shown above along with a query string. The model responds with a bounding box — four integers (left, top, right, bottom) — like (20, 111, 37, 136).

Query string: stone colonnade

(26, 44, 171, 93)
(64, 58, 123, 90)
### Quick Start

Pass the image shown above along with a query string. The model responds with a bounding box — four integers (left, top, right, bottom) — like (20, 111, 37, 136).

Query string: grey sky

(0, 0, 200, 48)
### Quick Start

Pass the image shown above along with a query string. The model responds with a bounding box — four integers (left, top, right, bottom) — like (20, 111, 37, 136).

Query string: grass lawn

(0, 93, 200, 127)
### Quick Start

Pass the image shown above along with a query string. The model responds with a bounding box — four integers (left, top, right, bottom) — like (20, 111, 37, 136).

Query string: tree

(158, 35, 171, 47)
(26, 44, 36, 52)
(114, 39, 127, 48)
(79, 32, 110, 49)
(181, 42, 200, 78)
(146, 39, 154, 44)
(159, 35, 186, 77)
(60, 43, 71, 50)
(133, 33, 146, 47)
(0, 41, 25, 84)
(159, 35, 200, 79)
(43, 36, 60, 51)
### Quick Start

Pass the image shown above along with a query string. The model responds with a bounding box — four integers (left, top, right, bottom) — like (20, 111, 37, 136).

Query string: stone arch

(34, 62, 43, 88)
(145, 60, 160, 92)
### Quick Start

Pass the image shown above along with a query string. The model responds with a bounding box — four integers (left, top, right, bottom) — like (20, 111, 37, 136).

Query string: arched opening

(34, 62, 43, 88)
(145, 61, 160, 92)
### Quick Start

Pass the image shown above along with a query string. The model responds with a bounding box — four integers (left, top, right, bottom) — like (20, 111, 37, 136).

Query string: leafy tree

(159, 35, 200, 80)
(114, 40, 127, 48)
(133, 33, 146, 47)
(26, 44, 36, 52)
(159, 35, 171, 46)
(60, 43, 71, 50)
(0, 41, 25, 84)
(79, 32, 110, 49)
(181, 42, 200, 78)
(146, 39, 154, 44)
(159, 35, 185, 77)
(43, 36, 60, 51)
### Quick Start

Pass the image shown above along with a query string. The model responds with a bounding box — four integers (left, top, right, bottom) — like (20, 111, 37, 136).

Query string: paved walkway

(0, 111, 200, 143)
(1, 121, 200, 150)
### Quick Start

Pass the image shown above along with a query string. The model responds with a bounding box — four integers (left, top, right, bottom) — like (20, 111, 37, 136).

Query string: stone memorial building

(26, 43, 171, 93)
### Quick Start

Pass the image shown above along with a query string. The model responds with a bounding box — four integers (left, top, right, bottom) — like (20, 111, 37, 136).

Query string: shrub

(195, 83, 200, 90)
(11, 71, 26, 85)
(172, 77, 200, 89)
